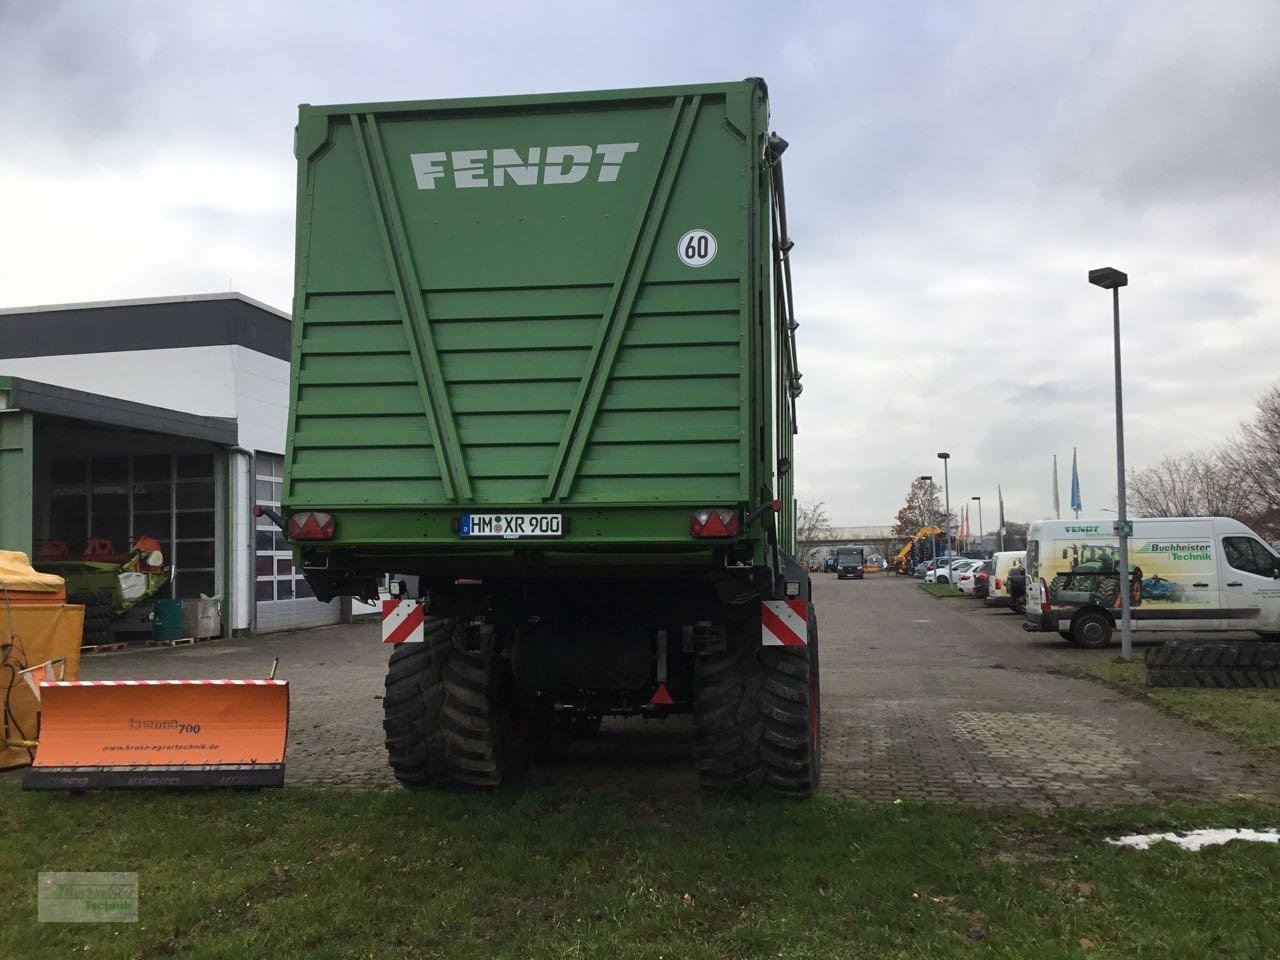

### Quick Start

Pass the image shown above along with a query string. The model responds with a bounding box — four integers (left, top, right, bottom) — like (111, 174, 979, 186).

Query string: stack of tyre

(69, 591, 115, 647)
(1146, 641, 1280, 688)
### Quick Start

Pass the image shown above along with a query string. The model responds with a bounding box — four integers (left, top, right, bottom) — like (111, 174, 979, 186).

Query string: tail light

(995, 578, 1002, 590)
(289, 511, 336, 540)
(976, 573, 988, 582)
(1039, 577, 1050, 613)
(960, 574, 971, 582)
(690, 508, 740, 538)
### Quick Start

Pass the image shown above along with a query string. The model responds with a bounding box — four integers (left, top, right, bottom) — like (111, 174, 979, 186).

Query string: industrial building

(0, 293, 348, 635)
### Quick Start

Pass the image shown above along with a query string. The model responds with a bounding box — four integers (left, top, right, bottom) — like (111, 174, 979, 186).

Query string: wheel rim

(1082, 619, 1105, 645)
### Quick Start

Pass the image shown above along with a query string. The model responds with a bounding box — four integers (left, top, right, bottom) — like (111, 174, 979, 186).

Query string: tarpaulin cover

(0, 550, 66, 602)
(1, 603, 84, 769)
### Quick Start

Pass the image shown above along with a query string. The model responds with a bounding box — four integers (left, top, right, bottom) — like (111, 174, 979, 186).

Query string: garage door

(254, 452, 340, 632)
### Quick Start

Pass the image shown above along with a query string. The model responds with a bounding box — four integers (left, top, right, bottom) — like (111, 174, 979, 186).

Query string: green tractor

(1048, 543, 1142, 611)
(35, 537, 173, 646)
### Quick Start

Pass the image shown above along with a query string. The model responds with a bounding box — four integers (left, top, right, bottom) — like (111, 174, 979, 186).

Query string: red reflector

(288, 511, 335, 540)
(649, 683, 673, 705)
(690, 507, 740, 538)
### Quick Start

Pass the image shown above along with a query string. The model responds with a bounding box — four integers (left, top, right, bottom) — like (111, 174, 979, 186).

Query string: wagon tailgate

(287, 85, 761, 517)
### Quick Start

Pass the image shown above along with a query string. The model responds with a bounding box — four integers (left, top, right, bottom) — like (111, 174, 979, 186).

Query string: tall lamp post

(918, 475, 935, 562)
(1089, 266, 1132, 661)
(937, 453, 952, 558)
(971, 495, 983, 553)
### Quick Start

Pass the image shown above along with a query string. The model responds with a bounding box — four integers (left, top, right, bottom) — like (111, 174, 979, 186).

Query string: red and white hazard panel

(760, 599, 809, 646)
(381, 599, 425, 644)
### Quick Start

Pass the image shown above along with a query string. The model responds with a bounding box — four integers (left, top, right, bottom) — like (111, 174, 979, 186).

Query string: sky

(1, 0, 1277, 527)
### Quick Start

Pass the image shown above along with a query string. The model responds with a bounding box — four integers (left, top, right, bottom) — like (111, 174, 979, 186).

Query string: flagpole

(1053, 454, 1060, 519)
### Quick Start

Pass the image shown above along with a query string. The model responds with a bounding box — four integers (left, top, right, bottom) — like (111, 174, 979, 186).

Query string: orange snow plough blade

(22, 679, 289, 790)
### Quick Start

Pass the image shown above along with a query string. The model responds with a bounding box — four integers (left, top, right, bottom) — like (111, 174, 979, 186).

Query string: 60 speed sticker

(677, 229, 717, 267)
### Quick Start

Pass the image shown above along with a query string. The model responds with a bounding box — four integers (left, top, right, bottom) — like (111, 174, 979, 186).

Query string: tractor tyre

(693, 608, 821, 797)
(439, 643, 533, 788)
(1070, 610, 1113, 649)
(70, 591, 115, 646)
(1145, 641, 1280, 688)
(383, 618, 534, 789)
(383, 618, 452, 788)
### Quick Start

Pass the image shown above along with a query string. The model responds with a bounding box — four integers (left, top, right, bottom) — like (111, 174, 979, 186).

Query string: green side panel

(285, 81, 782, 546)
(0, 404, 34, 555)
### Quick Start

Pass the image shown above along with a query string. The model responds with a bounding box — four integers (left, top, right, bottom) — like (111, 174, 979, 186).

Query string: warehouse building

(0, 293, 348, 634)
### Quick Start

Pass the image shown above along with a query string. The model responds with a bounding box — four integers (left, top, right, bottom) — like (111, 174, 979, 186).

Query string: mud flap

(22, 679, 289, 791)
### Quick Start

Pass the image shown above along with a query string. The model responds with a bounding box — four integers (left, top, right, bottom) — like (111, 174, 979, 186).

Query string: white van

(1023, 517, 1280, 648)
(985, 550, 1026, 607)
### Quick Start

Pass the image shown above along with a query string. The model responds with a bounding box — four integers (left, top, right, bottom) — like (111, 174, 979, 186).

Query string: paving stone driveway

(59, 576, 1280, 807)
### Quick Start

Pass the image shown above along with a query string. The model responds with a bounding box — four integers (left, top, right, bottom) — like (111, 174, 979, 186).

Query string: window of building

(254, 453, 313, 602)
(45, 452, 217, 599)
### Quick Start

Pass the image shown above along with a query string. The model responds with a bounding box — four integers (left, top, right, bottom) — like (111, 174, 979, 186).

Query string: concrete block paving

(61, 575, 1280, 807)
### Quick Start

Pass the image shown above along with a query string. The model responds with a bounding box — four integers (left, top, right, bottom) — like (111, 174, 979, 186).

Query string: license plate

(459, 513, 563, 539)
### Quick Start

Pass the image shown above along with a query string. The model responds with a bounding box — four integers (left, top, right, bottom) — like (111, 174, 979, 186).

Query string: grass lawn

(1065, 657, 1280, 754)
(3, 779, 1280, 959)
(920, 582, 965, 598)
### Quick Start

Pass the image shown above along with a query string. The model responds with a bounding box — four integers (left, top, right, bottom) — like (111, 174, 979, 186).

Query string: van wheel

(1071, 611, 1112, 649)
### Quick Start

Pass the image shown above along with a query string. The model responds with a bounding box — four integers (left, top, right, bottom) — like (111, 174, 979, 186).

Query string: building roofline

(0, 291, 290, 321)
(0, 376, 238, 446)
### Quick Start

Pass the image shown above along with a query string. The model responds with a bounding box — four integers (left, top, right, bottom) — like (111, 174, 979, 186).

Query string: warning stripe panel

(761, 599, 808, 646)
(382, 599, 425, 644)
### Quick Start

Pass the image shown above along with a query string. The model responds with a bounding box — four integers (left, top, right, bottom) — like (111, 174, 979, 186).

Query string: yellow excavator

(892, 526, 944, 574)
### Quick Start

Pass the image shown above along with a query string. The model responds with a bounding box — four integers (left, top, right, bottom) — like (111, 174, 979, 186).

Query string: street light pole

(938, 453, 951, 558)
(972, 496, 983, 553)
(1089, 267, 1132, 661)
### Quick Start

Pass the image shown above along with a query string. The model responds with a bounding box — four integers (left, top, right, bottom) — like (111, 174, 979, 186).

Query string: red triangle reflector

(649, 683, 673, 705)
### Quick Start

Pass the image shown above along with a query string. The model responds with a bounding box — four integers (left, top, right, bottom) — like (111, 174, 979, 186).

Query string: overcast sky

(2, 0, 1277, 527)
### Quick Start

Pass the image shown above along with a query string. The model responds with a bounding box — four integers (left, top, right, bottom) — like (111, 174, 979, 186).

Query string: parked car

(926, 557, 974, 584)
(973, 562, 992, 598)
(958, 559, 993, 596)
(985, 550, 1027, 607)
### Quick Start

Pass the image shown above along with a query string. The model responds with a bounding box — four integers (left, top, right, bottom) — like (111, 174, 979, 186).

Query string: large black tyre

(383, 617, 533, 789)
(1145, 641, 1280, 688)
(1070, 610, 1112, 649)
(69, 591, 115, 646)
(693, 608, 821, 796)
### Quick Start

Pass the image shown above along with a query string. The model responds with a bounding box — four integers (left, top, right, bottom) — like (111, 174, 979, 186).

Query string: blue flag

(1070, 447, 1082, 514)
